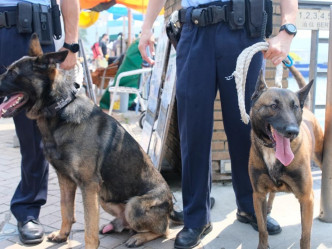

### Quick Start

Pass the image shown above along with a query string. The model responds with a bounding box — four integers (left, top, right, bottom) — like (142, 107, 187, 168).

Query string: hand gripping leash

(231, 42, 283, 124)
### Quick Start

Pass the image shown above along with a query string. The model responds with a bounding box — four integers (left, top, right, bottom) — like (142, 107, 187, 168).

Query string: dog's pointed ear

(251, 69, 267, 101)
(296, 79, 314, 109)
(29, 33, 43, 56)
(35, 50, 69, 69)
(41, 50, 69, 64)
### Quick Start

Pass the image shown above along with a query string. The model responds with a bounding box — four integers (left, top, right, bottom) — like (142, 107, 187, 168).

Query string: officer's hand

(138, 29, 155, 65)
(60, 48, 77, 70)
(264, 32, 294, 66)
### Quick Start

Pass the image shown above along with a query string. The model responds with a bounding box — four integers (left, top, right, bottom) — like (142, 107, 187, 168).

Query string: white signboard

(296, 9, 330, 30)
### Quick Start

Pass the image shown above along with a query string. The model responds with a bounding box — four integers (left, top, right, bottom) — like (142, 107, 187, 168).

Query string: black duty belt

(179, 4, 229, 27)
(0, 11, 17, 28)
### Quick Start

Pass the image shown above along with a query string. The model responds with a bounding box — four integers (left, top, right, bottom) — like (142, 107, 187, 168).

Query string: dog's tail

(289, 65, 311, 108)
(289, 65, 307, 89)
(169, 197, 216, 225)
(170, 209, 184, 225)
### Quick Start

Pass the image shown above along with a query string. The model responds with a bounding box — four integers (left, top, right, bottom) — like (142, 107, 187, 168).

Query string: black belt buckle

(0, 11, 9, 28)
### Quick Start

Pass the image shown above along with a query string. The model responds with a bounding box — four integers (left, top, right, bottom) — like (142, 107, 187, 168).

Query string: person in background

(99, 33, 109, 58)
(139, 0, 298, 248)
(0, 0, 79, 244)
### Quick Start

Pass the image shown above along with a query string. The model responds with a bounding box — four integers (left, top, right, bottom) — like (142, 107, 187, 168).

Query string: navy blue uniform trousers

(176, 8, 263, 228)
(0, 6, 54, 223)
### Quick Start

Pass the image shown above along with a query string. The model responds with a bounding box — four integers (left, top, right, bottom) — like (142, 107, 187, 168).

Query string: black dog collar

(43, 83, 79, 117)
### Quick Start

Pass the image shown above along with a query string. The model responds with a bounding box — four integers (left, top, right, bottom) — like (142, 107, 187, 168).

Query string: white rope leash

(231, 41, 283, 124)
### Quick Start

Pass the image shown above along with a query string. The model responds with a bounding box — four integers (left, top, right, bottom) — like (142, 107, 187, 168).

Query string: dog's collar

(253, 134, 275, 148)
(42, 83, 79, 117)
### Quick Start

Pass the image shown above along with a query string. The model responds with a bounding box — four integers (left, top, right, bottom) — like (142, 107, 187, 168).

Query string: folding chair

(108, 67, 153, 115)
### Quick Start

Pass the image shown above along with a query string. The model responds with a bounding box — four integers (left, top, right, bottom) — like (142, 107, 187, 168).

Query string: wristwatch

(279, 24, 297, 36)
(63, 42, 80, 53)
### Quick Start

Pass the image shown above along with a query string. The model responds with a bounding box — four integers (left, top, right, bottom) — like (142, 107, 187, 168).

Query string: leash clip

(282, 55, 293, 67)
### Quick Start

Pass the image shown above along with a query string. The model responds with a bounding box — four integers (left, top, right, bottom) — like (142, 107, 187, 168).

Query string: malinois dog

(0, 34, 181, 248)
(248, 67, 324, 249)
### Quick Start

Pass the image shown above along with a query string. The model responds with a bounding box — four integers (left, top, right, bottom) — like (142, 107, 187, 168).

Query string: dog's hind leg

(125, 232, 164, 247)
(48, 173, 77, 243)
(298, 191, 314, 249)
(124, 194, 171, 247)
(99, 200, 129, 233)
(253, 191, 269, 249)
(81, 181, 101, 249)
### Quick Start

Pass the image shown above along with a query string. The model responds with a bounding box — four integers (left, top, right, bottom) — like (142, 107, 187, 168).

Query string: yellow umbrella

(79, 10, 100, 28)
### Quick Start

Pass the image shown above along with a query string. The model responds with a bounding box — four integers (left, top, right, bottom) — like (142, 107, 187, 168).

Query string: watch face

(71, 44, 80, 53)
(286, 24, 297, 33)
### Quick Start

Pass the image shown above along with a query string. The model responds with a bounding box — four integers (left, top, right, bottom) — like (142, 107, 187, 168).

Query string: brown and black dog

(0, 34, 182, 248)
(248, 67, 324, 249)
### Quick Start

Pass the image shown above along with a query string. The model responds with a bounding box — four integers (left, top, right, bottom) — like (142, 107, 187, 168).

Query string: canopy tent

(80, 0, 164, 14)
(107, 6, 143, 21)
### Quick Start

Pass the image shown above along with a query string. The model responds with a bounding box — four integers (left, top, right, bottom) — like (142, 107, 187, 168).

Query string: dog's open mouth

(0, 93, 28, 118)
(265, 124, 294, 166)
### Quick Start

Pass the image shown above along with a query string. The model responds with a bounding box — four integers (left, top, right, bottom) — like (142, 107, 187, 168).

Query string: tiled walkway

(0, 113, 331, 249)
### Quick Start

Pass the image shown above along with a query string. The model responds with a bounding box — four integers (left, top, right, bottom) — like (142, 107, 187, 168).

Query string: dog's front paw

(125, 234, 145, 248)
(257, 243, 270, 249)
(47, 230, 69, 243)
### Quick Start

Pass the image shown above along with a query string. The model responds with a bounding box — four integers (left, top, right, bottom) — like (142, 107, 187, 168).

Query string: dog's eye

(270, 104, 278, 110)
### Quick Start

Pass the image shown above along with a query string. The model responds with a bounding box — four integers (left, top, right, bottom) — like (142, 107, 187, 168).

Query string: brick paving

(0, 112, 331, 249)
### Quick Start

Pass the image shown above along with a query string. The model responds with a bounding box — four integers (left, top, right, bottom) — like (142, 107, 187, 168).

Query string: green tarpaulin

(99, 39, 142, 110)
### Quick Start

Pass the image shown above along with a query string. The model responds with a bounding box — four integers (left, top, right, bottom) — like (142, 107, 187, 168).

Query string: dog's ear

(251, 69, 267, 101)
(296, 79, 314, 109)
(29, 33, 43, 56)
(41, 50, 69, 64)
(35, 50, 69, 69)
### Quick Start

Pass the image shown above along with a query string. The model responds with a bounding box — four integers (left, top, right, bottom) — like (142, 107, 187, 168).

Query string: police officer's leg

(11, 111, 49, 222)
(216, 26, 261, 215)
(0, 21, 53, 244)
(174, 17, 216, 248)
(216, 26, 281, 234)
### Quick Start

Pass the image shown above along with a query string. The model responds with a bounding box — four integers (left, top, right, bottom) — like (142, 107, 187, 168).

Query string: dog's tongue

(273, 130, 294, 166)
(0, 94, 22, 118)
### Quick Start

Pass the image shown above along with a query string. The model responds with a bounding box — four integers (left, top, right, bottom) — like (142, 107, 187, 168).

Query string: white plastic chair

(108, 67, 153, 115)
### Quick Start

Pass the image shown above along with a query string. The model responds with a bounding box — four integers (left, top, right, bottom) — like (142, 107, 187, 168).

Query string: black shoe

(18, 219, 44, 244)
(237, 210, 281, 235)
(174, 223, 212, 249)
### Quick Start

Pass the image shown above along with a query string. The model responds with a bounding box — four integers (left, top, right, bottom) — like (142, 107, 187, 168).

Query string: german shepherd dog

(248, 67, 324, 249)
(0, 34, 180, 248)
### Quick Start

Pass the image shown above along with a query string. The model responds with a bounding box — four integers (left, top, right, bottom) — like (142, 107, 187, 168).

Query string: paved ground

(0, 112, 331, 249)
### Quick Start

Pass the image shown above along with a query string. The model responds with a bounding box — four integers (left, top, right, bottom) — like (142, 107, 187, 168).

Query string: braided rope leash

(231, 41, 283, 124)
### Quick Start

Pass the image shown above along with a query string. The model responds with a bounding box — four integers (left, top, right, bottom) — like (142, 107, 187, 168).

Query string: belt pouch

(17, 2, 33, 33)
(229, 0, 245, 30)
(264, 0, 273, 38)
(33, 4, 53, 45)
(245, 0, 265, 38)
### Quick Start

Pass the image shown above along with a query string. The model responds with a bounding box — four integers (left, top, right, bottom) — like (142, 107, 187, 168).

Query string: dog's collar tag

(43, 83, 79, 117)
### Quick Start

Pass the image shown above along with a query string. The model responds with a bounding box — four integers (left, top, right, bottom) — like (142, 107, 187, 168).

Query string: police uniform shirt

(0, 0, 50, 7)
(182, 0, 230, 8)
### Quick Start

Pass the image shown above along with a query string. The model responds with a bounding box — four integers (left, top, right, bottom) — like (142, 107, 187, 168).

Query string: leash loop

(231, 41, 283, 124)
